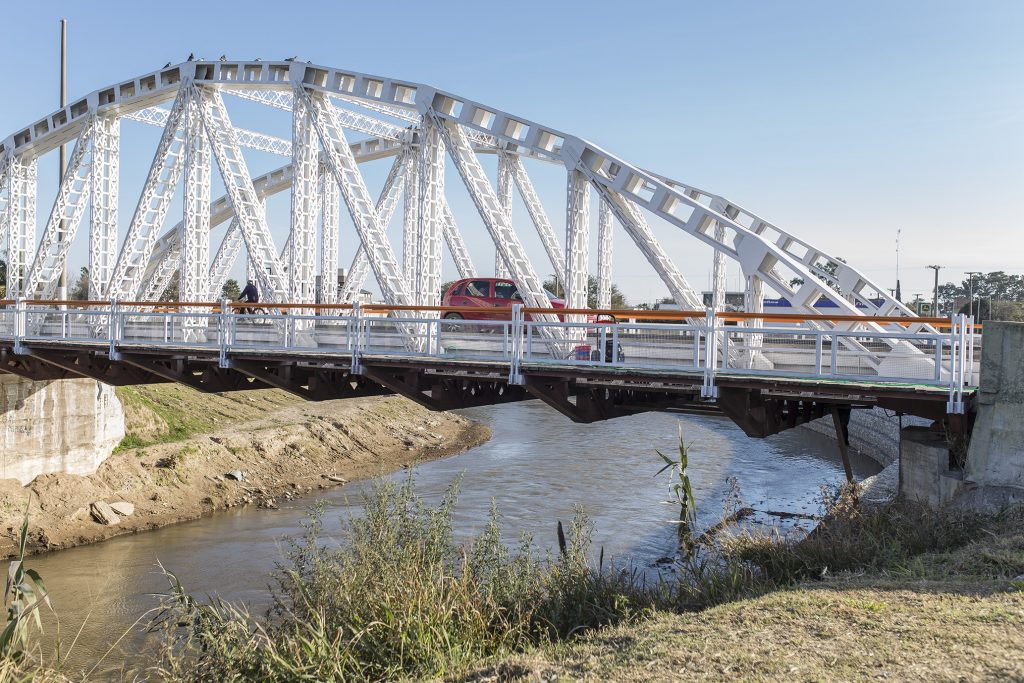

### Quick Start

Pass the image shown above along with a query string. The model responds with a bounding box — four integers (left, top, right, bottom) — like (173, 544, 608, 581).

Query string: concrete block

(899, 426, 962, 507)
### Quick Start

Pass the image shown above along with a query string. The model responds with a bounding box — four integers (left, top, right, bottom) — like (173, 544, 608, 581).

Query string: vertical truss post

(565, 169, 590, 320)
(495, 152, 513, 278)
(709, 198, 730, 311)
(108, 84, 190, 300)
(5, 155, 37, 299)
(289, 93, 319, 307)
(89, 115, 119, 299)
(339, 150, 406, 303)
(597, 198, 614, 309)
(181, 98, 211, 304)
(197, 85, 287, 302)
(402, 144, 419, 296)
(417, 122, 445, 309)
(319, 166, 340, 304)
(743, 273, 767, 370)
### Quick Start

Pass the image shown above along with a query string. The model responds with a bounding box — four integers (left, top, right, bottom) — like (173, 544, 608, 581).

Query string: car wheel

(443, 312, 464, 331)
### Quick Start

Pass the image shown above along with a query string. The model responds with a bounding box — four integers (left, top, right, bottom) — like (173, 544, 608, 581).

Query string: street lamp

(966, 271, 983, 319)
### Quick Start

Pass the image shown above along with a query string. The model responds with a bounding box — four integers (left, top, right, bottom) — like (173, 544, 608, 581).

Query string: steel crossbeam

(319, 168, 340, 304)
(289, 93, 319, 305)
(495, 152, 513, 278)
(196, 85, 287, 302)
(89, 115, 119, 299)
(6, 155, 38, 298)
(181, 97, 211, 302)
(126, 106, 292, 157)
(299, 86, 411, 307)
(339, 151, 406, 303)
(565, 169, 590, 315)
(597, 199, 614, 309)
(427, 114, 554, 318)
(108, 85, 190, 300)
(416, 123, 445, 308)
(228, 90, 406, 142)
(23, 116, 96, 299)
(504, 152, 565, 279)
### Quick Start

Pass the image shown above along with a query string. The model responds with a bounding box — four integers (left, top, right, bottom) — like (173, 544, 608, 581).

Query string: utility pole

(57, 19, 68, 299)
(926, 265, 942, 314)
(966, 271, 983, 318)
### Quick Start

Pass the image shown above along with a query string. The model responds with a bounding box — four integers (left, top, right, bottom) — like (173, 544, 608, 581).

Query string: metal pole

(966, 271, 982, 318)
(927, 265, 942, 314)
(57, 19, 68, 299)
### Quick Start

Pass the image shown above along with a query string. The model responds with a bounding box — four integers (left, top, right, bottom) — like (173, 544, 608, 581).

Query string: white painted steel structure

(0, 59, 942, 379)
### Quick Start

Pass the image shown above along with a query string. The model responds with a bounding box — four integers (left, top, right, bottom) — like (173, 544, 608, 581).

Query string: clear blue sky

(0, 0, 1020, 303)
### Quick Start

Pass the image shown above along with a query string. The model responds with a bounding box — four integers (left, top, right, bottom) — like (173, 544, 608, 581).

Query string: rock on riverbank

(0, 386, 490, 557)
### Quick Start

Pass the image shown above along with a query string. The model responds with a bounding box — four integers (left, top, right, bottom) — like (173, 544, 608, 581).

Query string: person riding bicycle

(238, 280, 260, 315)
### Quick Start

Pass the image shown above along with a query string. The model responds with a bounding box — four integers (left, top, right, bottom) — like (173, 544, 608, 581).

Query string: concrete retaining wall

(801, 407, 930, 467)
(0, 375, 125, 484)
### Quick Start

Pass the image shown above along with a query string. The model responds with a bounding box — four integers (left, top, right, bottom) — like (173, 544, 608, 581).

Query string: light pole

(966, 271, 982, 318)
(926, 265, 942, 314)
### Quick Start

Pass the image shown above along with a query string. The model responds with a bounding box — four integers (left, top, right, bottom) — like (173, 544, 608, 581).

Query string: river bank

(0, 385, 490, 558)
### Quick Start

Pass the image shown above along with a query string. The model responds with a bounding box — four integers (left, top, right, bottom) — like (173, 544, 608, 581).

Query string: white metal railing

(0, 301, 976, 413)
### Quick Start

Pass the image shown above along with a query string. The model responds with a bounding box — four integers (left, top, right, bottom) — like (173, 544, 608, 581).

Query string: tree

(221, 278, 241, 301)
(0, 260, 6, 299)
(69, 267, 90, 300)
(541, 275, 628, 308)
(937, 271, 1024, 317)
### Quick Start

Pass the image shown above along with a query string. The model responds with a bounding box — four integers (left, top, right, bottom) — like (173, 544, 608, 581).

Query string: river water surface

(29, 401, 879, 674)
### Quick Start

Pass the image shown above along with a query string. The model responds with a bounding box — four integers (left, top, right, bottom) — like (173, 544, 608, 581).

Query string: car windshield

(544, 288, 561, 300)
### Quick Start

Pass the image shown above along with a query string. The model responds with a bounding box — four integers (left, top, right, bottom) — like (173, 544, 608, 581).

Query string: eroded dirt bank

(0, 385, 490, 558)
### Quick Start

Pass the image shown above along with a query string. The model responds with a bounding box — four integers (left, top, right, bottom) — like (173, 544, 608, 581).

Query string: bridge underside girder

(231, 358, 389, 402)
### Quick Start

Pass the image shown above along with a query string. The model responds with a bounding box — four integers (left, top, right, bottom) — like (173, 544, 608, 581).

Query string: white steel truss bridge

(0, 59, 977, 436)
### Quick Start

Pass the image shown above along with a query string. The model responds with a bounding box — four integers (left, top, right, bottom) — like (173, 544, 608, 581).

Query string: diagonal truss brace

(207, 218, 243, 300)
(108, 85, 191, 300)
(426, 113, 553, 317)
(23, 116, 97, 298)
(298, 85, 411, 307)
(504, 151, 566, 279)
(196, 85, 287, 302)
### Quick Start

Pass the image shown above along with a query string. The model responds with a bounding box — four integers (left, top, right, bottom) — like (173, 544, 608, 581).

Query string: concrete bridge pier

(0, 375, 125, 485)
(899, 321, 1024, 511)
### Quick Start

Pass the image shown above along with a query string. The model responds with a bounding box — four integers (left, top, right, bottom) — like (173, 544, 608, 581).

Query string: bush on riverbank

(146, 476, 661, 682)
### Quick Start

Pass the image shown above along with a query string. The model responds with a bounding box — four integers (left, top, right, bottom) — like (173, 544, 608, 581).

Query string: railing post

(702, 308, 718, 398)
(814, 331, 823, 376)
(108, 298, 122, 360)
(12, 297, 25, 354)
(350, 301, 362, 374)
(218, 298, 231, 368)
(509, 303, 524, 385)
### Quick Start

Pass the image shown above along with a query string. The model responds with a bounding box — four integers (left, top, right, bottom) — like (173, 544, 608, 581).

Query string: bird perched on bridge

(284, 56, 298, 62)
(163, 62, 171, 68)
(187, 52, 195, 61)
(219, 54, 227, 61)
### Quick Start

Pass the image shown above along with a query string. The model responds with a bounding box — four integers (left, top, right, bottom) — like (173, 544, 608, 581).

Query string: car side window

(450, 283, 464, 296)
(465, 280, 491, 297)
(493, 281, 519, 299)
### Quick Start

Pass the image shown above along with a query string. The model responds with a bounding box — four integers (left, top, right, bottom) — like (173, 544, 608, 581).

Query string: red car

(441, 278, 565, 321)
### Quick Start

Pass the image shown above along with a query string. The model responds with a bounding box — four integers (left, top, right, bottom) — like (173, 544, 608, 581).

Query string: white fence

(0, 301, 976, 413)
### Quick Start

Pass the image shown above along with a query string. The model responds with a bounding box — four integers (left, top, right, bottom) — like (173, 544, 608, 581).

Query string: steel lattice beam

(495, 152, 513, 278)
(196, 85, 287, 302)
(597, 198, 614, 309)
(299, 86, 411, 307)
(565, 169, 590, 315)
(427, 114, 553, 318)
(441, 200, 475, 279)
(416, 123, 445, 308)
(505, 152, 565, 280)
(228, 89, 407, 142)
(207, 218, 243, 300)
(402, 144, 419, 296)
(108, 85, 190, 300)
(289, 93, 319, 305)
(318, 167, 340, 304)
(5, 155, 37, 298)
(88, 115, 119, 299)
(181, 96, 211, 303)
(24, 116, 96, 299)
